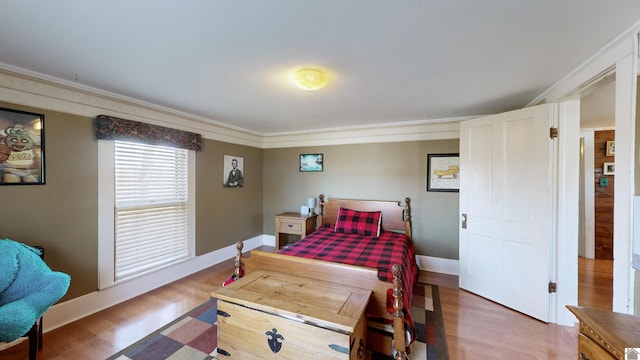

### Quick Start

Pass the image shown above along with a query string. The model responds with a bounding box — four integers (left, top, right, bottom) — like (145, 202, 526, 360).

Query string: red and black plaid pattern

(278, 225, 419, 335)
(334, 207, 382, 236)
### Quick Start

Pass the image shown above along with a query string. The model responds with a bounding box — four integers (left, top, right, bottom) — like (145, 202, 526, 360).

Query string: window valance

(95, 115, 201, 151)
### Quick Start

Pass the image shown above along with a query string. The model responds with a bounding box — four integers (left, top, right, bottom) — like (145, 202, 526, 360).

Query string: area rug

(369, 283, 449, 360)
(107, 283, 447, 360)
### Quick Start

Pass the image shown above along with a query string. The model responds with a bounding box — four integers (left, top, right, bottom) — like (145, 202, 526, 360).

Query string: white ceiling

(0, 1, 638, 135)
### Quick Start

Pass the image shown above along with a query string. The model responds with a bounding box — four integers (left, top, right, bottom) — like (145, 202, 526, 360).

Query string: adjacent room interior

(578, 73, 616, 311)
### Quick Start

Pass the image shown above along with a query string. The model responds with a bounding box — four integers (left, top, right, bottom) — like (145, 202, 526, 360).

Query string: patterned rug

(107, 283, 448, 360)
(369, 283, 448, 360)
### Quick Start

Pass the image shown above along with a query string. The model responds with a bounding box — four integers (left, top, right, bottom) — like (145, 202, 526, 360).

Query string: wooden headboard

(317, 194, 412, 240)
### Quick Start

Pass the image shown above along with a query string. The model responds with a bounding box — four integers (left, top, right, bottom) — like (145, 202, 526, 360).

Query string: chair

(0, 239, 70, 360)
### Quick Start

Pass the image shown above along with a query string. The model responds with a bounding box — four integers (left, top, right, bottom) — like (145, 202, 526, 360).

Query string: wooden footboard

(234, 244, 408, 359)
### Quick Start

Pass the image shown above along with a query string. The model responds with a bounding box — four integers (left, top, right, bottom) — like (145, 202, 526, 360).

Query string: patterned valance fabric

(95, 115, 201, 151)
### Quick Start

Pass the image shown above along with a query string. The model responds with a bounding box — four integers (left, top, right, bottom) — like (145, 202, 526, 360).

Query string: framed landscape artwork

(427, 153, 459, 192)
(300, 154, 323, 172)
(0, 107, 45, 185)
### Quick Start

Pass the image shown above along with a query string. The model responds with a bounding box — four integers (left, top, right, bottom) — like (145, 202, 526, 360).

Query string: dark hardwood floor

(0, 255, 613, 359)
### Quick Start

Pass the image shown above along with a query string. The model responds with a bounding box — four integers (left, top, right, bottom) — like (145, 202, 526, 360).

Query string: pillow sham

(334, 207, 382, 236)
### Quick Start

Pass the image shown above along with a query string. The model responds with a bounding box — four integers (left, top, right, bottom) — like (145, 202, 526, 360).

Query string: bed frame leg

(318, 194, 325, 225)
(392, 263, 408, 359)
(403, 197, 411, 241)
(234, 241, 244, 278)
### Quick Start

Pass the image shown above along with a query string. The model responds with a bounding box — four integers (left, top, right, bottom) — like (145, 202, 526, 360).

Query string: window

(98, 140, 195, 288)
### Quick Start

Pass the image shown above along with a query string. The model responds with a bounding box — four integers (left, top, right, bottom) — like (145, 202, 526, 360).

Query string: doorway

(578, 74, 615, 310)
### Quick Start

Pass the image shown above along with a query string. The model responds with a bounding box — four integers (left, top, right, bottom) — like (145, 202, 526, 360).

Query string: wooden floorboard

(578, 256, 613, 310)
(422, 271, 578, 359)
(0, 255, 612, 359)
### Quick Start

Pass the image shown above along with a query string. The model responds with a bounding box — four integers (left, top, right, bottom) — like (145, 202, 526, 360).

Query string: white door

(459, 104, 555, 322)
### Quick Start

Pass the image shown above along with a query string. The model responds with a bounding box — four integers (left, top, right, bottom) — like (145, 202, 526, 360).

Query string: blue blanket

(0, 239, 70, 342)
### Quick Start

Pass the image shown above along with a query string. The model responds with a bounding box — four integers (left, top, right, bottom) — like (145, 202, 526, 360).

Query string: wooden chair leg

(37, 317, 43, 350)
(21, 246, 46, 360)
(28, 321, 39, 360)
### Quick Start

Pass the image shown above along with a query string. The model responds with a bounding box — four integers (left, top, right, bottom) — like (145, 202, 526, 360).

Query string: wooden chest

(567, 305, 640, 360)
(213, 270, 371, 359)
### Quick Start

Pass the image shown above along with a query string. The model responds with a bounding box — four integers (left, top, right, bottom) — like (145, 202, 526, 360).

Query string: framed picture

(603, 162, 615, 175)
(223, 155, 244, 188)
(427, 153, 459, 192)
(0, 107, 45, 185)
(300, 154, 323, 172)
(605, 140, 615, 156)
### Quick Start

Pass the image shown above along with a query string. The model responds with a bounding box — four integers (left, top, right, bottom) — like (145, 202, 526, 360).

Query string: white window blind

(114, 140, 190, 281)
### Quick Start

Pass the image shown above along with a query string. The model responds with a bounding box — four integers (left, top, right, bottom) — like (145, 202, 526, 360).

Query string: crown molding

(262, 119, 462, 148)
(0, 64, 264, 146)
(0, 65, 461, 148)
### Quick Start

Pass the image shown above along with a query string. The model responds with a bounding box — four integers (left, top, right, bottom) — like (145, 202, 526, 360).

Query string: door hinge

(548, 282, 557, 293)
(549, 127, 558, 139)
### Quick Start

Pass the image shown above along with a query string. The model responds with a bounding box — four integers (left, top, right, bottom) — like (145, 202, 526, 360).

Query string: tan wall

(263, 140, 460, 259)
(0, 101, 98, 300)
(196, 140, 263, 254)
(0, 104, 460, 304)
(0, 101, 263, 301)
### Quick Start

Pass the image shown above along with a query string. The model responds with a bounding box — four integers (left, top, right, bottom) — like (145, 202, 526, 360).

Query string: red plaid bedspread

(278, 225, 419, 336)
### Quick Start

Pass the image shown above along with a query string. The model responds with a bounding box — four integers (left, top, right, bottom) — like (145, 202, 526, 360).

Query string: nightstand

(275, 212, 317, 250)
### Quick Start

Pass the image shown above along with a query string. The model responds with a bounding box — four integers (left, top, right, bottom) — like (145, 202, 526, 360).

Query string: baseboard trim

(42, 235, 266, 334)
(42, 237, 456, 336)
(263, 234, 275, 247)
(416, 255, 459, 276)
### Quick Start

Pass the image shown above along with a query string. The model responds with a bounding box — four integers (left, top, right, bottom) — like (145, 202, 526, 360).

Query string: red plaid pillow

(334, 207, 382, 236)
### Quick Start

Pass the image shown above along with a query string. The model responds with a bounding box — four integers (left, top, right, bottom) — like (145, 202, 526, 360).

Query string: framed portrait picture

(0, 107, 45, 185)
(223, 155, 244, 188)
(603, 162, 615, 175)
(605, 141, 615, 156)
(300, 154, 323, 172)
(427, 153, 459, 192)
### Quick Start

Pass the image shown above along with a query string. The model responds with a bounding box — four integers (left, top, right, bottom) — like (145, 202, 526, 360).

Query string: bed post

(318, 194, 325, 225)
(392, 263, 407, 359)
(234, 241, 244, 278)
(404, 197, 412, 240)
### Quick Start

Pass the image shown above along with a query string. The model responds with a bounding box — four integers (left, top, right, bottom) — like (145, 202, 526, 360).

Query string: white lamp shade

(292, 68, 328, 91)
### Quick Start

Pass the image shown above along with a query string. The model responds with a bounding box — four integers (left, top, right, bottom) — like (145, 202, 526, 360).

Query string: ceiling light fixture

(292, 68, 328, 91)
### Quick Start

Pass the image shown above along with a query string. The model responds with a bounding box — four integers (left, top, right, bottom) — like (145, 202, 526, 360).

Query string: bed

(232, 195, 419, 359)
